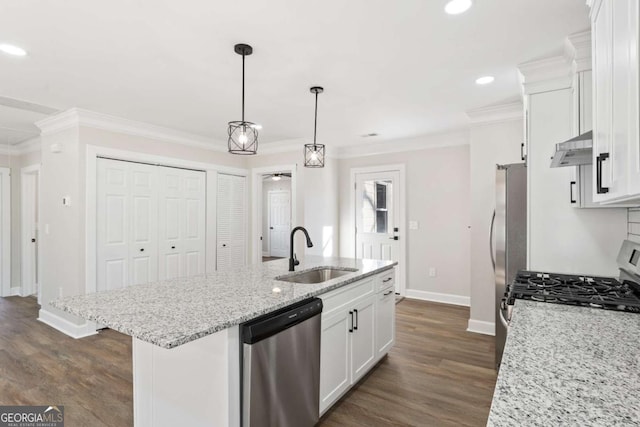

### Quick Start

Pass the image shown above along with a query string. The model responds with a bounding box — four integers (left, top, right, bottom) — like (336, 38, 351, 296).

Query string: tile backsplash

(629, 208, 640, 243)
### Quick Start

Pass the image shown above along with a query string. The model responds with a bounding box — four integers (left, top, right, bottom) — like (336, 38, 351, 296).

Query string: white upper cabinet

(590, 0, 640, 203)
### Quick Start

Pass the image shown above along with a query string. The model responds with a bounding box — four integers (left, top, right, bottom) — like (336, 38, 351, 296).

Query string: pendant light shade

(304, 86, 325, 168)
(228, 43, 258, 155)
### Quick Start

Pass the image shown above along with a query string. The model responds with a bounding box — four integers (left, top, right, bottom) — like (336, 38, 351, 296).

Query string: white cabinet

(590, 0, 640, 203)
(350, 294, 376, 383)
(319, 308, 351, 412)
(376, 284, 395, 357)
(319, 268, 396, 415)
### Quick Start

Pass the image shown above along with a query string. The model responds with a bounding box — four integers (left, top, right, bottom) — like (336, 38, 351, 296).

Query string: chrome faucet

(289, 226, 314, 271)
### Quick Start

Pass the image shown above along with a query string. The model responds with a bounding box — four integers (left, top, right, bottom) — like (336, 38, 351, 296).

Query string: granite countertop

(487, 300, 640, 426)
(50, 256, 395, 349)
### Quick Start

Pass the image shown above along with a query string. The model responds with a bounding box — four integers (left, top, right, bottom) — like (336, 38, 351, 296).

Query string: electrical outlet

(409, 220, 419, 230)
(429, 267, 437, 277)
(58, 287, 63, 298)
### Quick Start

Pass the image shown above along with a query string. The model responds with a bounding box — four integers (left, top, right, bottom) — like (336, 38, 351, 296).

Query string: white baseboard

(38, 308, 98, 339)
(9, 286, 21, 296)
(405, 289, 470, 307)
(467, 319, 495, 336)
(262, 251, 269, 257)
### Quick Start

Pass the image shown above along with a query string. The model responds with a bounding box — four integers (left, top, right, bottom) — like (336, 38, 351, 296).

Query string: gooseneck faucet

(289, 226, 314, 271)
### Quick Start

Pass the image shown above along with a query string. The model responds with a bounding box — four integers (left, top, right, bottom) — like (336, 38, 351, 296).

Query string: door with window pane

(355, 171, 400, 293)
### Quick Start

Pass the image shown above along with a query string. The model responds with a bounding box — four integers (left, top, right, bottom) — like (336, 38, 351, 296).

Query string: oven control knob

(500, 298, 507, 310)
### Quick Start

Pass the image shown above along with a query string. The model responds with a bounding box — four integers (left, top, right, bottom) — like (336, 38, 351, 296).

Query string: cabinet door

(376, 287, 395, 357)
(350, 294, 376, 383)
(319, 309, 351, 415)
(625, 0, 640, 195)
(592, 0, 615, 202)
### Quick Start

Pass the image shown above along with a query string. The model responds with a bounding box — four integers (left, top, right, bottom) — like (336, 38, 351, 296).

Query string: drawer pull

(383, 277, 393, 283)
(383, 290, 393, 296)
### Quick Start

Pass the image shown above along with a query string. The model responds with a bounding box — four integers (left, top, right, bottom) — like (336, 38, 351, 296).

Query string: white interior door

(98, 159, 160, 291)
(268, 190, 290, 258)
(21, 169, 39, 297)
(97, 159, 132, 291)
(158, 167, 206, 280)
(129, 164, 159, 285)
(217, 173, 246, 271)
(355, 170, 402, 294)
(0, 168, 10, 297)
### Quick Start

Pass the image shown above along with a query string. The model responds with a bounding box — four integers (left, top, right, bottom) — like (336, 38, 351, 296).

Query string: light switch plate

(409, 220, 419, 230)
(429, 267, 437, 277)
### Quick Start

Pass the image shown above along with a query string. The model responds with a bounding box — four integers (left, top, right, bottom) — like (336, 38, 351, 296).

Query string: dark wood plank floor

(0, 296, 496, 427)
(0, 296, 133, 427)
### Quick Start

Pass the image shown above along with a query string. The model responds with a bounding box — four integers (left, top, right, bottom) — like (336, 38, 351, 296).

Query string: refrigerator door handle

(489, 209, 496, 272)
(499, 309, 510, 329)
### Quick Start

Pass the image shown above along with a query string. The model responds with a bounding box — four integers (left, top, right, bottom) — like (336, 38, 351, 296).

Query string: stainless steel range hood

(550, 130, 593, 168)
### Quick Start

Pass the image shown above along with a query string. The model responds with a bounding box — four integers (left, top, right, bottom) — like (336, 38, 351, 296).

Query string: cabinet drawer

(321, 278, 375, 316)
(376, 269, 395, 292)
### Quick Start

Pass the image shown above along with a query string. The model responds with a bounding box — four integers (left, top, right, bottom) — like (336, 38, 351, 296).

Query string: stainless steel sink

(276, 267, 358, 284)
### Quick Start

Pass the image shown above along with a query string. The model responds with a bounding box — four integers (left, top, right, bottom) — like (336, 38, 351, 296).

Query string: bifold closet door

(216, 173, 246, 271)
(97, 159, 159, 291)
(158, 167, 206, 280)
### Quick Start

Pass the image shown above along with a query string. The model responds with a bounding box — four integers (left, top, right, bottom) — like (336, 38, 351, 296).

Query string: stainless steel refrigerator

(492, 163, 527, 367)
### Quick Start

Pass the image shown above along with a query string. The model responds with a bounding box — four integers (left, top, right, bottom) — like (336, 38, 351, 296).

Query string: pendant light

(304, 86, 325, 168)
(228, 43, 258, 155)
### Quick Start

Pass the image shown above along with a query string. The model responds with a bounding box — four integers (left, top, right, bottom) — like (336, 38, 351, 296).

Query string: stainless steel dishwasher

(241, 297, 323, 427)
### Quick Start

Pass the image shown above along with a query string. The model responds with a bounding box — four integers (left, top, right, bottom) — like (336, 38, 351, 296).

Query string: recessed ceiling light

(475, 76, 495, 85)
(0, 43, 27, 57)
(445, 0, 472, 15)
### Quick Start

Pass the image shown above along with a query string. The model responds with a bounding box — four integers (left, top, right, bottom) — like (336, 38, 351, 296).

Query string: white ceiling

(0, 0, 590, 149)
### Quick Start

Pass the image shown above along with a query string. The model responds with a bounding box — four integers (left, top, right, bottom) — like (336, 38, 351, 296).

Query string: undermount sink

(276, 267, 358, 284)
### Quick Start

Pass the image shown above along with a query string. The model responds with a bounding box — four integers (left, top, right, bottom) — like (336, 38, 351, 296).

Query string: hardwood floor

(0, 296, 133, 426)
(319, 299, 497, 427)
(0, 296, 496, 427)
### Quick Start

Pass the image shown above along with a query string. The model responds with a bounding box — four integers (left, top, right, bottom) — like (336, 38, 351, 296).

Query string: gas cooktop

(506, 270, 640, 313)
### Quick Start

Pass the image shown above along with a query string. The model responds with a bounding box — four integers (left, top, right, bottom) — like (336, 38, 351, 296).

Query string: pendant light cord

(241, 54, 245, 122)
(313, 91, 318, 148)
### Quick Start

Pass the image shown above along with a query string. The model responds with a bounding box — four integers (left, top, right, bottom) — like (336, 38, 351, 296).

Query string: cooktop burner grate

(507, 270, 640, 313)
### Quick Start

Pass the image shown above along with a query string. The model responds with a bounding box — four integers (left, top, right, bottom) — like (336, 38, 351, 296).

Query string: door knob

(140, 248, 144, 252)
(269, 226, 274, 230)
(31, 238, 36, 243)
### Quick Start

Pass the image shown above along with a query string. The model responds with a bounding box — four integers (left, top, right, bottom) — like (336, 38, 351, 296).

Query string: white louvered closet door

(97, 159, 159, 291)
(216, 173, 246, 272)
(158, 167, 206, 280)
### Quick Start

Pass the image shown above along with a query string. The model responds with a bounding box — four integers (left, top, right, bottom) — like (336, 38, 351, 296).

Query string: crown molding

(517, 55, 573, 95)
(36, 108, 228, 152)
(335, 129, 470, 159)
(565, 30, 592, 73)
(1, 137, 41, 157)
(466, 101, 523, 126)
(13, 137, 41, 155)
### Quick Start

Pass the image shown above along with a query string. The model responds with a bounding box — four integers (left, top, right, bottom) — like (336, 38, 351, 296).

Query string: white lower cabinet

(376, 285, 395, 357)
(319, 268, 396, 415)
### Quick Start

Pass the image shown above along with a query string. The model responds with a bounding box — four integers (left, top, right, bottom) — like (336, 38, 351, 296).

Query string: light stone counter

(50, 256, 395, 349)
(488, 300, 640, 426)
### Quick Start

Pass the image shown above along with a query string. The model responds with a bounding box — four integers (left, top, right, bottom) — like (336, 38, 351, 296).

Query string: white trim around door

(0, 167, 10, 297)
(250, 165, 297, 264)
(350, 164, 407, 296)
(21, 164, 41, 300)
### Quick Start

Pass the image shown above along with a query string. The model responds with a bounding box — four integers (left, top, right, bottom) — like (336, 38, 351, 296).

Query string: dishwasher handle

(242, 298, 323, 344)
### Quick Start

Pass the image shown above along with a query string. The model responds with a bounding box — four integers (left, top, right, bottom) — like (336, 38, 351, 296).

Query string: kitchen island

(51, 256, 396, 427)
(488, 300, 640, 426)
